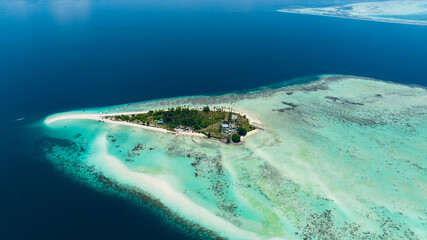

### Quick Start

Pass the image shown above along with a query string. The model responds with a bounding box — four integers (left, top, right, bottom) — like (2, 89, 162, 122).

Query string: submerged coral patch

(43, 75, 427, 239)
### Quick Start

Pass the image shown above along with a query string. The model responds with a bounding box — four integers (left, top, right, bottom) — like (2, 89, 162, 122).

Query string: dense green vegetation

(237, 127, 247, 136)
(110, 106, 255, 143)
(232, 134, 241, 143)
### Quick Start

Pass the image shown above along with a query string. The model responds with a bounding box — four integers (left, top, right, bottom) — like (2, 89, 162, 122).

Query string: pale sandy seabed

(42, 75, 426, 239)
(279, 1, 427, 25)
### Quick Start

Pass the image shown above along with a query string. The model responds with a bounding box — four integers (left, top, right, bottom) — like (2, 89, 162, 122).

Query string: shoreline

(41, 74, 427, 239)
(45, 110, 263, 143)
(44, 74, 425, 121)
(44, 73, 426, 144)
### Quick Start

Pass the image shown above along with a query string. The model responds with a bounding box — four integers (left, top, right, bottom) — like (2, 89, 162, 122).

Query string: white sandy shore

(45, 110, 262, 142)
(240, 128, 262, 141)
(233, 110, 263, 126)
(43, 76, 427, 239)
(92, 133, 261, 239)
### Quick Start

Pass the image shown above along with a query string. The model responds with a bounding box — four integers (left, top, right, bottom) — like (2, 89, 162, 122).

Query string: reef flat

(43, 75, 427, 239)
(279, 1, 427, 25)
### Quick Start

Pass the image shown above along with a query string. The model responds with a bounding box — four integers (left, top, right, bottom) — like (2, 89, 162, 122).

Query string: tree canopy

(237, 127, 247, 136)
(232, 134, 241, 143)
(119, 107, 226, 131)
(111, 106, 255, 143)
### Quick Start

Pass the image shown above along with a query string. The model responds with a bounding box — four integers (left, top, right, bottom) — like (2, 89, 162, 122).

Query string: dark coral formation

(167, 141, 242, 226)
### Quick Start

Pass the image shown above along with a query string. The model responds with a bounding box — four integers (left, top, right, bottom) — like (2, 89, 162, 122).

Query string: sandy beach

(45, 110, 262, 142)
(42, 76, 427, 239)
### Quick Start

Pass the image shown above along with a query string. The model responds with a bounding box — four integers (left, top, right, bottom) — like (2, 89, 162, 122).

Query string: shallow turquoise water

(42, 75, 427, 239)
(2, 0, 427, 238)
(373, 14, 427, 21)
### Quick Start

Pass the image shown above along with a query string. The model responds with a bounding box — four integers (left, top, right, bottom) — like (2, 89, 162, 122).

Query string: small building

(231, 114, 237, 120)
(222, 124, 229, 128)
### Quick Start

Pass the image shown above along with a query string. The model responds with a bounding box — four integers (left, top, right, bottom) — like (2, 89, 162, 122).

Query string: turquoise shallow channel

(42, 75, 427, 239)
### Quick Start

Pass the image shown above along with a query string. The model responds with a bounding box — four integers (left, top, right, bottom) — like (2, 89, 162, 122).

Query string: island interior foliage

(110, 106, 255, 142)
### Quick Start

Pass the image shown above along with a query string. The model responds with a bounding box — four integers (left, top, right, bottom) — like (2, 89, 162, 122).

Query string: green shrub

(232, 134, 240, 143)
(237, 127, 247, 136)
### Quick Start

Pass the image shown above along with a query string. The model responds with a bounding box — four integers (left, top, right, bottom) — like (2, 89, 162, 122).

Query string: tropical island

(43, 75, 427, 239)
(104, 106, 257, 143)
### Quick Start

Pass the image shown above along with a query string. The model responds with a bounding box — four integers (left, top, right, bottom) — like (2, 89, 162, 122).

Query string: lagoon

(1, 0, 427, 239)
(42, 75, 427, 239)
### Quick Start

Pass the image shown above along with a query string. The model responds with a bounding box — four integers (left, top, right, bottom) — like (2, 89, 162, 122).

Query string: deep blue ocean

(1, 0, 426, 239)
